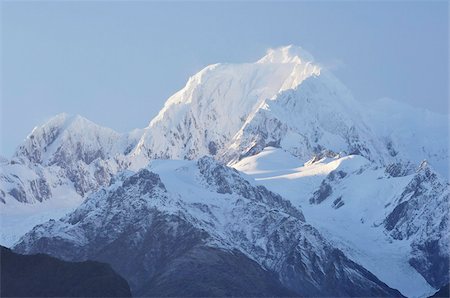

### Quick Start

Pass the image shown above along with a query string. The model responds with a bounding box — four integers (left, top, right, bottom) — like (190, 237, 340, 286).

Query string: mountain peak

(257, 45, 314, 64)
(27, 113, 98, 138)
(14, 113, 123, 165)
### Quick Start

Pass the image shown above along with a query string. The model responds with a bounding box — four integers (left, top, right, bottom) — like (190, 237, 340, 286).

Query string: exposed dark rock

(385, 162, 414, 177)
(328, 170, 347, 181)
(385, 201, 409, 235)
(122, 169, 167, 193)
(310, 170, 347, 205)
(197, 156, 304, 220)
(409, 240, 449, 289)
(332, 196, 345, 209)
(29, 178, 51, 202)
(65, 165, 92, 196)
(383, 165, 449, 289)
(8, 187, 27, 203)
(266, 140, 281, 148)
(386, 140, 398, 157)
(309, 150, 339, 164)
(310, 181, 332, 204)
(0, 189, 6, 204)
(208, 141, 218, 155)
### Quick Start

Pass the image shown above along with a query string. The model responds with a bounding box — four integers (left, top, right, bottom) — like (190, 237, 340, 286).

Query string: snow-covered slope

(365, 98, 449, 178)
(223, 71, 391, 165)
(234, 147, 448, 296)
(14, 158, 401, 297)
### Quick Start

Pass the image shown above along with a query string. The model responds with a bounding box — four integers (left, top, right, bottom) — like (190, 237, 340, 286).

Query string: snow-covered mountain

(0, 114, 143, 245)
(132, 46, 320, 160)
(233, 147, 448, 296)
(3, 113, 142, 202)
(14, 157, 402, 297)
(1, 45, 448, 296)
(131, 45, 448, 176)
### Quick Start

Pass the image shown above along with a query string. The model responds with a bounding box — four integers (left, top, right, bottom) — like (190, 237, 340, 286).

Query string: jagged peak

(25, 113, 118, 141)
(14, 113, 124, 164)
(149, 45, 320, 127)
(21, 113, 119, 148)
(134, 45, 324, 162)
(257, 45, 315, 64)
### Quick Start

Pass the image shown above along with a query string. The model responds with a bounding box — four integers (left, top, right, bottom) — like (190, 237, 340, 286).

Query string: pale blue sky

(1, 1, 448, 156)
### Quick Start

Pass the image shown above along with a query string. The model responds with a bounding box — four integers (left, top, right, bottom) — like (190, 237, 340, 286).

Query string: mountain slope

(0, 114, 144, 246)
(233, 147, 447, 296)
(14, 157, 401, 297)
(223, 72, 389, 165)
(365, 97, 449, 178)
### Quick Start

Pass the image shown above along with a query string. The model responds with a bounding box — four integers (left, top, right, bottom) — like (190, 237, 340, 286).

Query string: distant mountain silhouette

(0, 246, 131, 297)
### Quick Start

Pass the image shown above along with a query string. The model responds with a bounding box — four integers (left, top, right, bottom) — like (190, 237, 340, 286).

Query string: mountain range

(1, 45, 448, 297)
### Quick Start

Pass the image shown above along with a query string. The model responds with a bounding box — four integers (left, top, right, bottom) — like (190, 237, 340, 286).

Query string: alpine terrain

(1, 45, 448, 297)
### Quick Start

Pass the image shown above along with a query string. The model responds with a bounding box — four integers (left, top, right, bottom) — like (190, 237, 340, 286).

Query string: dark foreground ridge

(429, 284, 449, 298)
(0, 246, 131, 297)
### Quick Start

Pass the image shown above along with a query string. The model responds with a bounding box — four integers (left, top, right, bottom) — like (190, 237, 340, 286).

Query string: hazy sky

(1, 1, 448, 157)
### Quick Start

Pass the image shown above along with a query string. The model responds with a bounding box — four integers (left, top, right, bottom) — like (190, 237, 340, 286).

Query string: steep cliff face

(383, 163, 449, 289)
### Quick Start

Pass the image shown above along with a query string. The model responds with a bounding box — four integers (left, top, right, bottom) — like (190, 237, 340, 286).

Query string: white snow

(365, 97, 449, 178)
(0, 184, 82, 247)
(234, 148, 437, 297)
(132, 45, 321, 160)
